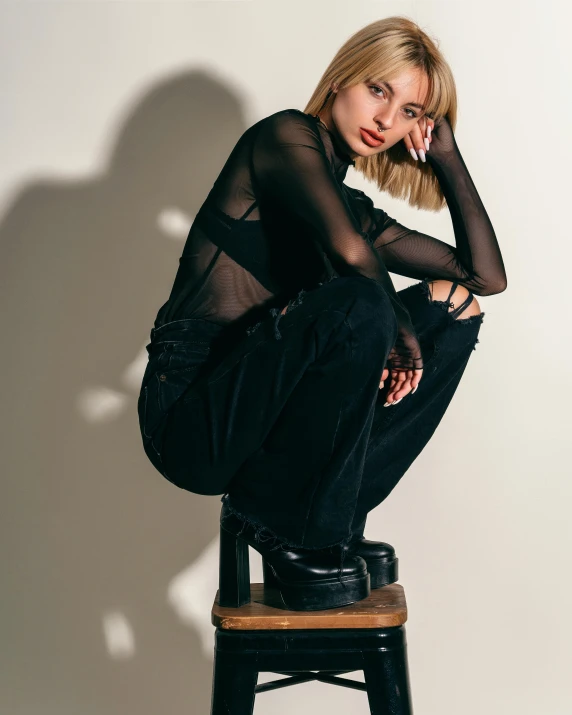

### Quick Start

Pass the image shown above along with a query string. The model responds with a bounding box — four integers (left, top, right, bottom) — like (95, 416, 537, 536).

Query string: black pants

(137, 276, 484, 552)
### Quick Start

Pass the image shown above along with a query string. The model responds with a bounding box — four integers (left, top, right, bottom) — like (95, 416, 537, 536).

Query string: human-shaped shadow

(0, 69, 260, 713)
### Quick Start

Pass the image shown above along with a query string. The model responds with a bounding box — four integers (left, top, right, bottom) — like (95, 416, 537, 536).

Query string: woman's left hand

(402, 114, 457, 163)
(402, 114, 434, 162)
(379, 366, 421, 404)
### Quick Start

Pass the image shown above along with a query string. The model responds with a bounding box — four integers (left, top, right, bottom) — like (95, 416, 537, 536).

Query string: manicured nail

(392, 398, 403, 405)
(409, 147, 418, 161)
(383, 401, 391, 407)
(412, 385, 418, 394)
(418, 149, 426, 163)
(427, 125, 432, 139)
(424, 138, 430, 152)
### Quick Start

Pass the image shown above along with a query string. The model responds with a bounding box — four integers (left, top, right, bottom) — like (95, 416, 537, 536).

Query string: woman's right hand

(377, 308, 424, 404)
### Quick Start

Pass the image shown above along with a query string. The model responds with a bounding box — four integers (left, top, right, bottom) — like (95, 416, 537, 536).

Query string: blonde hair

(303, 16, 458, 212)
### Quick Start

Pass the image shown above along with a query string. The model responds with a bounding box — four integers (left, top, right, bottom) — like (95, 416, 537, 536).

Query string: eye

(369, 85, 418, 119)
(370, 84, 386, 98)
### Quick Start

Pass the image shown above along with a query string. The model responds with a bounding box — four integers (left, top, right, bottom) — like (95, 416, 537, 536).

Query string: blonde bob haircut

(303, 16, 458, 212)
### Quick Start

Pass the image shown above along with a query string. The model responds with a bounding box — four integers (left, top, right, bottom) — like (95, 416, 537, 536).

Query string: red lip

(360, 127, 385, 144)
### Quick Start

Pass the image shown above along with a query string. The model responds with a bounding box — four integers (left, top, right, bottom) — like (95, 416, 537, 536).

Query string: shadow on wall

(0, 69, 253, 714)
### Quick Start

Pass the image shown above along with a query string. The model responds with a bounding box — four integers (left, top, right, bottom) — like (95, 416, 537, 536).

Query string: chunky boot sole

(262, 557, 371, 611)
(219, 520, 370, 611)
(262, 557, 370, 611)
(367, 556, 399, 589)
(263, 548, 399, 592)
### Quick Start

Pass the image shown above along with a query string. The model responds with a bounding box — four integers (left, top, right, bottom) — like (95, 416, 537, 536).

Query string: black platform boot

(345, 535, 399, 588)
(219, 501, 370, 611)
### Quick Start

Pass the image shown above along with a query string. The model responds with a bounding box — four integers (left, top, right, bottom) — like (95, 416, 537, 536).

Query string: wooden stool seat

(212, 582, 407, 630)
(210, 582, 413, 714)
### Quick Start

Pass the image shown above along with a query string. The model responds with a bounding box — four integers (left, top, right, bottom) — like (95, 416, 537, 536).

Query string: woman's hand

(379, 315, 424, 405)
(402, 113, 457, 163)
(379, 366, 423, 406)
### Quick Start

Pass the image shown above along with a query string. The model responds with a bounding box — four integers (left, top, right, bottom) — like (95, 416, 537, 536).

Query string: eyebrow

(377, 80, 426, 111)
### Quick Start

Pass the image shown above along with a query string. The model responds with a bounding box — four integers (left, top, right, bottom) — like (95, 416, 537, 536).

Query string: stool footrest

(256, 670, 367, 694)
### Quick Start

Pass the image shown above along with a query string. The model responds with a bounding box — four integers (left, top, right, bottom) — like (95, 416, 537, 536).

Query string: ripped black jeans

(137, 276, 484, 552)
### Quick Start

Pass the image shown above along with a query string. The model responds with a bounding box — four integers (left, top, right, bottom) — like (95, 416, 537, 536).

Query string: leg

(363, 628, 413, 715)
(350, 279, 484, 534)
(425, 279, 483, 320)
(210, 646, 258, 715)
(159, 276, 398, 548)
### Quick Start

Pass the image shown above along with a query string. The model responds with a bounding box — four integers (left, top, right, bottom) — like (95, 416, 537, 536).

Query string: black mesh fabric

(153, 109, 506, 370)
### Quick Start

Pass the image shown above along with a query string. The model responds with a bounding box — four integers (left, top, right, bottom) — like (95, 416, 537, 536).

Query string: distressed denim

(137, 275, 484, 553)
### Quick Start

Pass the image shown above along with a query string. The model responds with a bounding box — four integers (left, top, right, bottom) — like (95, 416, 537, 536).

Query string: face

(319, 67, 429, 160)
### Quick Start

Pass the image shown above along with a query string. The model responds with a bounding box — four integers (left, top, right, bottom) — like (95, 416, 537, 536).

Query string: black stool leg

(363, 627, 413, 715)
(210, 645, 258, 715)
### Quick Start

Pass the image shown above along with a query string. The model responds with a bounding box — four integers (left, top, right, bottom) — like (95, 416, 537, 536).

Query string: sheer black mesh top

(152, 109, 506, 370)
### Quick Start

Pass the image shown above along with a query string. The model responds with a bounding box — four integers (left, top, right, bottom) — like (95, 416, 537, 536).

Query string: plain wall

(1, 1, 570, 714)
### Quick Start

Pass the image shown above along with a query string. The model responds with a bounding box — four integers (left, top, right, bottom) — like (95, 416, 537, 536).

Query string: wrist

(426, 146, 460, 167)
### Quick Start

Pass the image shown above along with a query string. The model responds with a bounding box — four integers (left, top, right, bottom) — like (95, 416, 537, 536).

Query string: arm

(346, 136, 507, 297)
(251, 109, 422, 371)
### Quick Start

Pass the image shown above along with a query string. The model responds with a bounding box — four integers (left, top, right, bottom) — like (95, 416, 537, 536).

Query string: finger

(387, 368, 424, 401)
(389, 371, 415, 401)
(420, 117, 431, 152)
(384, 372, 401, 402)
(409, 122, 427, 161)
(386, 381, 412, 404)
(402, 131, 414, 153)
(427, 117, 434, 143)
(411, 369, 423, 390)
(403, 133, 420, 161)
(396, 368, 422, 391)
(385, 370, 407, 404)
(423, 116, 434, 143)
(387, 366, 425, 402)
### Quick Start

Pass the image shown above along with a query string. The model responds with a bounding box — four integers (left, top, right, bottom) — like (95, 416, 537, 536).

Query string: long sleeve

(344, 149, 507, 297)
(251, 109, 423, 371)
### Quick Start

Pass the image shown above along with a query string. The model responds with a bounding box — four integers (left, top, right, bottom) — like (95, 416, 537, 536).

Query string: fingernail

(424, 138, 430, 152)
(412, 385, 418, 394)
(418, 149, 426, 163)
(392, 397, 403, 405)
(383, 401, 391, 407)
(427, 125, 432, 139)
(409, 147, 418, 161)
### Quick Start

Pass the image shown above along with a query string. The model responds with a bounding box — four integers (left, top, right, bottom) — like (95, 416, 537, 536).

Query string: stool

(210, 582, 413, 714)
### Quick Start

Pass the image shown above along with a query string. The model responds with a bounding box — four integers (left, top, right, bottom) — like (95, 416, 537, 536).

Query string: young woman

(137, 17, 507, 611)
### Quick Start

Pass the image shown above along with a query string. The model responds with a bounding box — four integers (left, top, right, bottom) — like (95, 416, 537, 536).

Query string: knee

(426, 280, 482, 320)
(332, 276, 396, 324)
(325, 276, 397, 352)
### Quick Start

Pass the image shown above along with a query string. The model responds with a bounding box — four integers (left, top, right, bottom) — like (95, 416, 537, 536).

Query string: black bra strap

(239, 201, 258, 221)
(446, 281, 460, 303)
(443, 281, 476, 319)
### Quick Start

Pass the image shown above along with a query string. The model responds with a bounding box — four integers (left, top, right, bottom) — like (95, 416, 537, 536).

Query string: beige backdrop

(1, 1, 570, 713)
